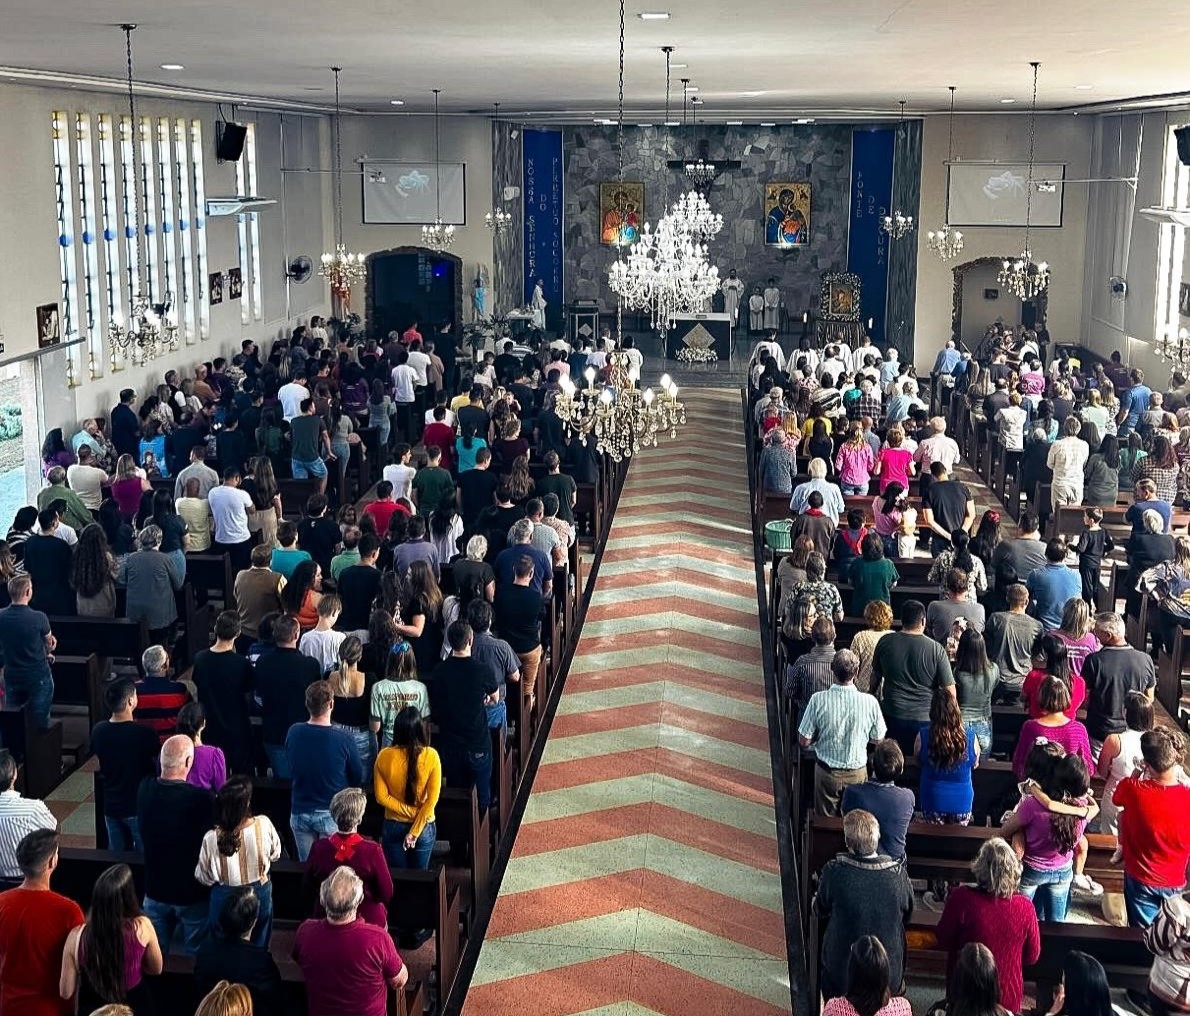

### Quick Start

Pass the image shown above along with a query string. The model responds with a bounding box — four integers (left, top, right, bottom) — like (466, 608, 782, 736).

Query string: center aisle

(462, 388, 793, 1016)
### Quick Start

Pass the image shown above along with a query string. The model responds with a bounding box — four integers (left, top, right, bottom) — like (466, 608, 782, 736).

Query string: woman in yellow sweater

(373, 706, 441, 869)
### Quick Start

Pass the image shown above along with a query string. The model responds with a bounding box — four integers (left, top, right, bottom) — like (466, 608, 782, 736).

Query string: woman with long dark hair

(374, 706, 442, 869)
(151, 488, 189, 577)
(953, 629, 998, 754)
(504, 454, 535, 504)
(968, 509, 1002, 571)
(822, 935, 911, 1016)
(71, 524, 117, 617)
(1045, 950, 1124, 1016)
(1083, 432, 1122, 506)
(242, 455, 281, 549)
(367, 378, 394, 450)
(195, 776, 281, 947)
(429, 495, 464, 564)
(6, 505, 38, 570)
(931, 942, 1011, 1016)
(60, 863, 162, 1014)
(394, 560, 444, 676)
(455, 420, 488, 473)
(281, 560, 322, 629)
(1021, 631, 1084, 719)
(928, 529, 987, 601)
(871, 481, 908, 558)
(915, 684, 979, 825)
(1137, 433, 1181, 503)
(176, 702, 227, 792)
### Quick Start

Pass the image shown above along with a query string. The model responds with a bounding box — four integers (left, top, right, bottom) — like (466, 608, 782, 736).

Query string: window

(245, 124, 263, 321)
(1156, 123, 1190, 344)
(50, 111, 81, 385)
(97, 114, 124, 364)
(234, 137, 251, 325)
(156, 118, 178, 331)
(190, 120, 210, 339)
(139, 117, 160, 303)
(173, 119, 196, 344)
(75, 113, 103, 377)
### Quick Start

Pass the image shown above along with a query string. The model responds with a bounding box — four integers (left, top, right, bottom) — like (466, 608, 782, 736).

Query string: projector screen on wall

(362, 162, 466, 225)
(946, 162, 1065, 227)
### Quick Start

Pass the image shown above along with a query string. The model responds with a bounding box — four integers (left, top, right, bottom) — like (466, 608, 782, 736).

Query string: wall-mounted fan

(286, 256, 314, 284)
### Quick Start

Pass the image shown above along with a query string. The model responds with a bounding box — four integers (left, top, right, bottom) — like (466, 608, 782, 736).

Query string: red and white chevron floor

(463, 388, 792, 1016)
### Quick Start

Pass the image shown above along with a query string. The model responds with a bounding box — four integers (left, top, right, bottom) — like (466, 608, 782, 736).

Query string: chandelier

(1155, 326, 1190, 366)
(422, 89, 456, 250)
(997, 62, 1050, 301)
(880, 101, 916, 241)
(668, 190, 723, 240)
(927, 86, 965, 262)
(107, 26, 177, 370)
(684, 158, 716, 189)
(320, 67, 367, 302)
(554, 353, 685, 461)
(485, 207, 511, 234)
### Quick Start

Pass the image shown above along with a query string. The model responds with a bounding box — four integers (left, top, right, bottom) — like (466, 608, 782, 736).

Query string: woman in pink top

(872, 482, 907, 558)
(822, 936, 912, 1016)
(873, 425, 915, 494)
(1049, 598, 1101, 679)
(835, 424, 877, 495)
(1012, 676, 1093, 778)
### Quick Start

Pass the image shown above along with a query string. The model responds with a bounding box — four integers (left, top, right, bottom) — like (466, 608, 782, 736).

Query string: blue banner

(522, 128, 564, 332)
(847, 128, 895, 347)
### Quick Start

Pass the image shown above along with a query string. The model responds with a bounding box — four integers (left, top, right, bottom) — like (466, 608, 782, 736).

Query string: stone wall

(887, 120, 924, 363)
(492, 119, 524, 313)
(562, 123, 854, 323)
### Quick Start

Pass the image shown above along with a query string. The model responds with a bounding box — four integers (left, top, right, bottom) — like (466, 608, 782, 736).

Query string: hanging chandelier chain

(333, 67, 344, 244)
(616, 0, 625, 184)
(664, 48, 671, 125)
(121, 24, 146, 295)
(946, 86, 956, 163)
(433, 88, 442, 222)
(1024, 61, 1039, 251)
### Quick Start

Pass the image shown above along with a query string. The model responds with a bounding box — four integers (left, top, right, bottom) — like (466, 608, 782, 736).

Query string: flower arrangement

(675, 346, 718, 365)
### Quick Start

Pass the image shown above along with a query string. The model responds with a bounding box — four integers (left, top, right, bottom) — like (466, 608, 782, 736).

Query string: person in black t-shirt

(430, 621, 499, 812)
(456, 387, 492, 443)
(253, 615, 323, 778)
(456, 449, 500, 529)
(534, 451, 578, 525)
(493, 341, 522, 386)
(91, 677, 160, 851)
(472, 481, 525, 561)
(337, 535, 383, 632)
(453, 538, 497, 603)
(297, 494, 341, 576)
(195, 890, 282, 1016)
(192, 610, 254, 774)
(493, 556, 545, 695)
(920, 462, 975, 556)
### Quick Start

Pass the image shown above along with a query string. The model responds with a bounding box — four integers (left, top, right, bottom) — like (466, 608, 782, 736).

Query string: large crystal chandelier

(107, 25, 178, 369)
(927, 86, 965, 262)
(1154, 325, 1190, 366)
(422, 89, 456, 251)
(880, 101, 916, 242)
(320, 67, 367, 302)
(554, 352, 685, 461)
(669, 190, 723, 240)
(998, 62, 1050, 301)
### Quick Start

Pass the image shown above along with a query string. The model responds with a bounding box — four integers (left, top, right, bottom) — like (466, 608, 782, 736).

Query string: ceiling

(3, 0, 1190, 119)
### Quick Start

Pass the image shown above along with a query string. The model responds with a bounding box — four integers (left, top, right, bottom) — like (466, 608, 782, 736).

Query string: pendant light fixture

(998, 62, 1050, 300)
(927, 86, 965, 261)
(319, 66, 366, 306)
(485, 102, 511, 235)
(881, 100, 916, 240)
(422, 89, 456, 250)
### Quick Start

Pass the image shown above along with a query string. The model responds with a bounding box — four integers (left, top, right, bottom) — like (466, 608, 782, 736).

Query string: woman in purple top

(41, 427, 76, 476)
(1001, 753, 1097, 921)
(1012, 676, 1092, 779)
(178, 702, 227, 791)
(1049, 598, 1100, 679)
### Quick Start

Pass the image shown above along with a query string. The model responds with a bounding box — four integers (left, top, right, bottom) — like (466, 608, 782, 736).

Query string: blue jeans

(841, 483, 867, 495)
(290, 809, 337, 862)
(264, 743, 290, 779)
(442, 748, 493, 812)
(5, 672, 54, 730)
(966, 718, 992, 754)
(1020, 862, 1074, 921)
(382, 819, 436, 870)
(104, 815, 141, 853)
(144, 897, 209, 955)
(333, 725, 376, 778)
(290, 457, 327, 479)
(208, 880, 273, 947)
(485, 699, 507, 729)
(1125, 872, 1185, 928)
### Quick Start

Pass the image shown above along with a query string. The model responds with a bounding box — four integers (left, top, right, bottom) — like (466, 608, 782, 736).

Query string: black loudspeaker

(215, 121, 248, 162)
(1176, 126, 1190, 167)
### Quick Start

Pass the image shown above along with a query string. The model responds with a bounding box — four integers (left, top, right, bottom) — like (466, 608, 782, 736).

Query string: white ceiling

(2, 0, 1190, 118)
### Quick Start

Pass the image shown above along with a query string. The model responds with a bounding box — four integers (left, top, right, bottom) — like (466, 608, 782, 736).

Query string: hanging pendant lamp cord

(616, 0, 625, 185)
(122, 24, 146, 298)
(333, 67, 344, 245)
(1024, 61, 1039, 254)
(433, 88, 443, 223)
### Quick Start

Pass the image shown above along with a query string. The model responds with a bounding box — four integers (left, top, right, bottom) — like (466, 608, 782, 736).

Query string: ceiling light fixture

(741, 90, 765, 97)
(760, 121, 776, 127)
(1074, 84, 1093, 90)
(485, 102, 512, 236)
(881, 100, 916, 241)
(319, 66, 367, 306)
(638, 11, 671, 19)
(421, 88, 455, 250)
(794, 117, 815, 124)
(1000, 98, 1016, 104)
(999, 62, 1050, 300)
(725, 120, 743, 126)
(160, 63, 184, 71)
(389, 99, 405, 106)
(927, 85, 964, 261)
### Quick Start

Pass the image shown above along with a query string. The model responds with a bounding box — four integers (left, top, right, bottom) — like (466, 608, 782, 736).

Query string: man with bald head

(137, 733, 214, 954)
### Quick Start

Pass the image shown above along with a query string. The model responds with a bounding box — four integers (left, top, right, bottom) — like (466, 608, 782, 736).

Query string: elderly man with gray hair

(814, 808, 913, 1002)
(494, 517, 553, 597)
(789, 457, 845, 519)
(117, 524, 185, 645)
(135, 644, 193, 742)
(35, 465, 92, 532)
(294, 866, 408, 1016)
(798, 648, 887, 816)
(1083, 610, 1156, 754)
(137, 734, 215, 954)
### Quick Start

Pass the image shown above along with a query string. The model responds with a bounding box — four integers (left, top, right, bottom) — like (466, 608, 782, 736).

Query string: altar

(664, 313, 733, 363)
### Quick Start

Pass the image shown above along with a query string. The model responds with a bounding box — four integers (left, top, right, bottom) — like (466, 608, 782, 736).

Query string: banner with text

(522, 128, 564, 332)
(847, 128, 895, 348)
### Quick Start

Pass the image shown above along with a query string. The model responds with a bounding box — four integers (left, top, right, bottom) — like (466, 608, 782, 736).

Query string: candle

(802, 311, 808, 324)
(868, 317, 874, 330)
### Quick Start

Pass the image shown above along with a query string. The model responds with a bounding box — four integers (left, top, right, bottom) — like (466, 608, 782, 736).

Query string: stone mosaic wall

(562, 123, 853, 322)
(887, 119, 923, 363)
(492, 119, 524, 313)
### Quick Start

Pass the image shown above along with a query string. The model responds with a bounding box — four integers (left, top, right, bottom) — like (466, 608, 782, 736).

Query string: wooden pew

(48, 615, 151, 670)
(278, 477, 320, 518)
(1053, 503, 1190, 540)
(186, 552, 235, 610)
(436, 787, 493, 921)
(52, 652, 111, 736)
(574, 481, 602, 549)
(0, 704, 64, 798)
(172, 582, 212, 670)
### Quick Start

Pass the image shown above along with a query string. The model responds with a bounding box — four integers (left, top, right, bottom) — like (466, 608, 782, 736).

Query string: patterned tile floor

(462, 389, 793, 1016)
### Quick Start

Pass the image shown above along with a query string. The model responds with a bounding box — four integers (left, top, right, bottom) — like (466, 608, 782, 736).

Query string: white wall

(961, 263, 1021, 345)
(337, 114, 494, 317)
(913, 113, 1093, 370)
(0, 81, 332, 426)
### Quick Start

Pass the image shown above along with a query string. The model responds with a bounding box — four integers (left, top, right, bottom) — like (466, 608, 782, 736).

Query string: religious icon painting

(763, 182, 811, 247)
(820, 271, 862, 322)
(599, 181, 645, 247)
(208, 272, 224, 305)
(227, 268, 243, 301)
(1180, 282, 1190, 318)
(35, 302, 60, 348)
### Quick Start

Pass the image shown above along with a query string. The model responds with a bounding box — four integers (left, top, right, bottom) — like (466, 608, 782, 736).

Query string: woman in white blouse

(195, 775, 282, 947)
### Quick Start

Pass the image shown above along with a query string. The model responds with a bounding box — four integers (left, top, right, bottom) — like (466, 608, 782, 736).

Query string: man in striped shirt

(136, 645, 192, 743)
(0, 751, 55, 886)
(798, 649, 887, 817)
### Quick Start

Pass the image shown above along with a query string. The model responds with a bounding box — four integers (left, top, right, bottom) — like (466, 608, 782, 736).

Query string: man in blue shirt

(1125, 479, 1173, 533)
(494, 519, 553, 597)
(1118, 368, 1151, 434)
(1025, 539, 1083, 630)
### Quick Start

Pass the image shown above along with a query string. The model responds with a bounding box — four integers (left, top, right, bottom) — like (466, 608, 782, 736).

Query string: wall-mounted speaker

(216, 121, 248, 162)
